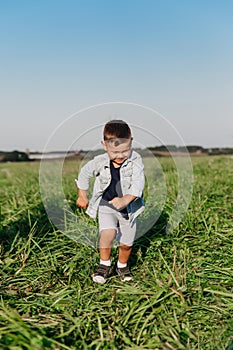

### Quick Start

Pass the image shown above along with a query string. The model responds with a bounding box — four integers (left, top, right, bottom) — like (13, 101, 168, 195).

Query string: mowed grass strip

(0, 156, 232, 349)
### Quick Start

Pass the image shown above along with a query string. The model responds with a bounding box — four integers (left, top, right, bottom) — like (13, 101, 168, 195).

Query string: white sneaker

(92, 264, 111, 284)
(116, 266, 134, 282)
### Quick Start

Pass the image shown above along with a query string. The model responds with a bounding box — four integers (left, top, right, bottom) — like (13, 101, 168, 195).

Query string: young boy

(76, 120, 145, 284)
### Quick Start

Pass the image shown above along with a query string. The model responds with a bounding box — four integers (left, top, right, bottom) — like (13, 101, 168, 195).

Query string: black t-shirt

(102, 161, 128, 215)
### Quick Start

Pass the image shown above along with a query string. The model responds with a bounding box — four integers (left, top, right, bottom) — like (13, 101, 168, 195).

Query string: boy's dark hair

(103, 120, 131, 141)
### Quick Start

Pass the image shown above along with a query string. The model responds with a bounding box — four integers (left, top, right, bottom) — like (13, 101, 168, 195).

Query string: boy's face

(101, 137, 132, 166)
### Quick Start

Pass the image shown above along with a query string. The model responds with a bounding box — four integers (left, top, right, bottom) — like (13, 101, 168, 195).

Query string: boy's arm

(76, 158, 96, 190)
(109, 194, 136, 210)
(75, 159, 96, 208)
(129, 155, 145, 198)
(76, 188, 89, 209)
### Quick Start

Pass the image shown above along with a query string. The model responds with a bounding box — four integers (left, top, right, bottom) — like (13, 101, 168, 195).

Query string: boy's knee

(100, 229, 116, 243)
(119, 244, 132, 251)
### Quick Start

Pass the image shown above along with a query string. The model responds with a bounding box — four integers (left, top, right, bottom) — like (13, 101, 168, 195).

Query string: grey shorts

(98, 204, 136, 246)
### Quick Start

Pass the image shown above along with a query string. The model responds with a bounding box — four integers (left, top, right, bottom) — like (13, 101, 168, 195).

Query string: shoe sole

(119, 276, 134, 282)
(116, 269, 134, 282)
(121, 276, 134, 282)
(92, 275, 107, 284)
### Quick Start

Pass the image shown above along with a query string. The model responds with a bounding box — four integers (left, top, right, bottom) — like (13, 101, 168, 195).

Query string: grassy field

(0, 156, 232, 350)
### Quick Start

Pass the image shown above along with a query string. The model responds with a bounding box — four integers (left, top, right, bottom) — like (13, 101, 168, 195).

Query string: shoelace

(96, 264, 110, 277)
(118, 266, 132, 276)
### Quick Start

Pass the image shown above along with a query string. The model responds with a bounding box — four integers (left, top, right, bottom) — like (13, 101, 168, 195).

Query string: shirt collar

(103, 149, 134, 168)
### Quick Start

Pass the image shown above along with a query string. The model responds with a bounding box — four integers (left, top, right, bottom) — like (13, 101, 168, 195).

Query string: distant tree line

(0, 151, 30, 162)
(0, 146, 233, 162)
(148, 145, 233, 155)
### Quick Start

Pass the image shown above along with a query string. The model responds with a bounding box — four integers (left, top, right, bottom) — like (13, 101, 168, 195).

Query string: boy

(76, 120, 145, 284)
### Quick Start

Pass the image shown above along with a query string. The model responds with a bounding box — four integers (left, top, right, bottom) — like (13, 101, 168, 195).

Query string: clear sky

(0, 0, 233, 151)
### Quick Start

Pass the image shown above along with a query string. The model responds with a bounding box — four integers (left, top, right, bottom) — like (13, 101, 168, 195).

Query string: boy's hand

(76, 188, 89, 209)
(76, 197, 89, 209)
(109, 197, 126, 210)
(109, 194, 137, 210)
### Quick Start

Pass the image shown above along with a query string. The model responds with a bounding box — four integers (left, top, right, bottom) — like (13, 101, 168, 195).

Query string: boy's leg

(116, 243, 134, 281)
(116, 216, 136, 282)
(93, 229, 116, 284)
(99, 229, 116, 261)
(117, 215, 136, 263)
(93, 223, 117, 284)
(94, 205, 119, 284)
(118, 243, 132, 264)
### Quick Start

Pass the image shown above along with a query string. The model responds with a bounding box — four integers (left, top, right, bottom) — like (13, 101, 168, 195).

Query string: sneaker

(116, 266, 134, 282)
(92, 264, 111, 284)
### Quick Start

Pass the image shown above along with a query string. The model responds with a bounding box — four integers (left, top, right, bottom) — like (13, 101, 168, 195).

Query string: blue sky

(1, 0, 233, 151)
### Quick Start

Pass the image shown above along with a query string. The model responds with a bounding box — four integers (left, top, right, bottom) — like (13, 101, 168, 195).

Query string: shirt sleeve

(75, 158, 96, 190)
(127, 155, 145, 197)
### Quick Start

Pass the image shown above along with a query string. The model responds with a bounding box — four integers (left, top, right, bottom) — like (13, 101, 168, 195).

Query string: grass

(0, 156, 232, 349)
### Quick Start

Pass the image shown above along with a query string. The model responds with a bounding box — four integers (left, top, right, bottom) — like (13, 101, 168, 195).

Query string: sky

(0, 0, 233, 151)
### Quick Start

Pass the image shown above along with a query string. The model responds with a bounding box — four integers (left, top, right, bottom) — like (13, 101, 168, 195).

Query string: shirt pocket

(124, 168, 133, 177)
(99, 174, 110, 190)
(122, 168, 133, 189)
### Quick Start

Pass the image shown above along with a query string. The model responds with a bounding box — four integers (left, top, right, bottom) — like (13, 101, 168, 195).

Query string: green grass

(0, 156, 232, 349)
